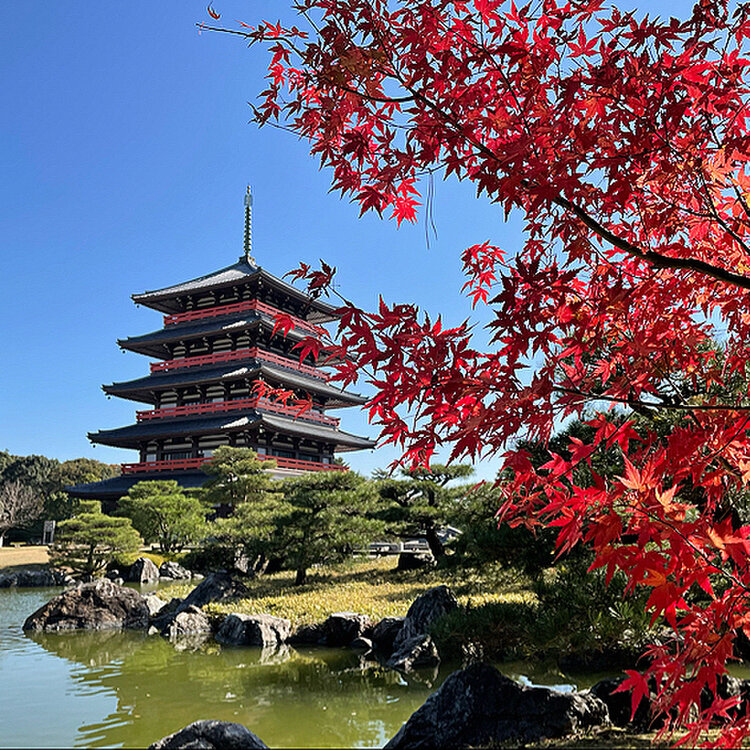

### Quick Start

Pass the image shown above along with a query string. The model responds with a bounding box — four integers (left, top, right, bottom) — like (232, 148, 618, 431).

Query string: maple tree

(205, 0, 750, 744)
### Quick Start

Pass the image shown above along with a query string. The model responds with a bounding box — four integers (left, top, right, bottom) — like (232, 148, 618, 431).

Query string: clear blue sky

(0, 1, 693, 482)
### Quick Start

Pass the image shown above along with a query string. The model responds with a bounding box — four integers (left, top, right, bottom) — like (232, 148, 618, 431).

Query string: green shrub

(430, 600, 538, 662)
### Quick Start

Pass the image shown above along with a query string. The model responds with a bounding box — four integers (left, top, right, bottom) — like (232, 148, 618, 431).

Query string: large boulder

(387, 634, 440, 672)
(162, 605, 212, 638)
(371, 617, 406, 654)
(384, 663, 608, 749)
(392, 586, 457, 654)
(216, 613, 291, 647)
(149, 720, 268, 749)
(127, 557, 160, 584)
(319, 612, 373, 647)
(159, 561, 191, 580)
(176, 573, 250, 613)
(22, 579, 150, 631)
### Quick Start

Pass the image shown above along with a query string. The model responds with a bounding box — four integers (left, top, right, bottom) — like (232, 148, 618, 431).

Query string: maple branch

(551, 194, 750, 291)
(553, 386, 750, 412)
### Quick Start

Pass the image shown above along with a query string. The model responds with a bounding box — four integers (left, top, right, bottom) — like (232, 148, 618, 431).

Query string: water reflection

(27, 629, 436, 748)
(2, 588, 598, 750)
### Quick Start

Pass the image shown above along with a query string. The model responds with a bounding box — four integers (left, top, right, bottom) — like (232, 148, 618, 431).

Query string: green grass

(160, 557, 535, 626)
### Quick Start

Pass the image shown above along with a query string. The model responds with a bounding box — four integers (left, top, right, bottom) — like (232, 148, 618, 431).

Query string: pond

(0, 587, 602, 749)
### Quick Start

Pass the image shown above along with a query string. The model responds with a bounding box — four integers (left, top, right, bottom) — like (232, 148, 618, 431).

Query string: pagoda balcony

(163, 299, 320, 335)
(150, 347, 326, 379)
(136, 396, 341, 427)
(121, 455, 347, 475)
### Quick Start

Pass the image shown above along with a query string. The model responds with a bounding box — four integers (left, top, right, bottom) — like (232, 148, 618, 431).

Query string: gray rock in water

(289, 623, 325, 645)
(319, 612, 373, 646)
(0, 569, 68, 588)
(162, 605, 212, 638)
(159, 561, 191, 580)
(216, 613, 291, 647)
(384, 663, 609, 749)
(22, 578, 150, 631)
(387, 634, 440, 672)
(392, 585, 457, 653)
(149, 719, 268, 749)
(127, 557, 160, 584)
(143, 593, 168, 618)
(371, 616, 406, 654)
(176, 573, 250, 613)
(397, 552, 436, 571)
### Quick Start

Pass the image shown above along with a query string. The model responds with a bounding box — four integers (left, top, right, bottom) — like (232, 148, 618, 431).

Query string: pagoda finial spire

(243, 185, 256, 265)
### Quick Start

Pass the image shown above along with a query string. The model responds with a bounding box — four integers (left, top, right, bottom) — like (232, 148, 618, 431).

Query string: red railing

(136, 396, 340, 427)
(149, 347, 325, 379)
(121, 455, 346, 474)
(163, 299, 320, 335)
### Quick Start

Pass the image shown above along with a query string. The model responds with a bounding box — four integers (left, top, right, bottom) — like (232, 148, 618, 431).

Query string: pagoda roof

(67, 470, 209, 500)
(103, 361, 367, 407)
(89, 411, 374, 452)
(132, 258, 337, 322)
(118, 314, 335, 361)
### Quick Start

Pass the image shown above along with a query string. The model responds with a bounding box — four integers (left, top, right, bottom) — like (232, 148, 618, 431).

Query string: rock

(319, 612, 373, 646)
(113, 578, 124, 586)
(387, 634, 440, 672)
(0, 569, 68, 588)
(290, 623, 325, 645)
(384, 663, 608, 749)
(150, 597, 184, 631)
(143, 593, 168, 618)
(127, 557, 160, 584)
(216, 613, 291, 647)
(176, 573, 250, 613)
(149, 719, 268, 749)
(105, 569, 121, 581)
(589, 676, 648, 729)
(162, 605, 212, 639)
(350, 637, 374, 652)
(392, 585, 457, 654)
(397, 552, 436, 571)
(22, 578, 150, 631)
(159, 561, 191, 580)
(371, 617, 406, 654)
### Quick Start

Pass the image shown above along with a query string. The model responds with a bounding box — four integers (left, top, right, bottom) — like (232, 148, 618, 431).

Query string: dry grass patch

(163, 557, 534, 626)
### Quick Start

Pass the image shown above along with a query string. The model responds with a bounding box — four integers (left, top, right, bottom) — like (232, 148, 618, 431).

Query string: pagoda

(70, 189, 374, 503)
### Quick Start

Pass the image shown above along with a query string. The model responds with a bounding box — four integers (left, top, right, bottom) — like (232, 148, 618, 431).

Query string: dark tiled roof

(89, 411, 374, 450)
(66, 470, 209, 500)
(90, 413, 262, 447)
(260, 414, 375, 451)
(118, 313, 327, 359)
(104, 362, 367, 407)
(132, 259, 336, 321)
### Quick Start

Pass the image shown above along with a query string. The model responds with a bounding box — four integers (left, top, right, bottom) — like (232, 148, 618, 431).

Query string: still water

(0, 587, 590, 749)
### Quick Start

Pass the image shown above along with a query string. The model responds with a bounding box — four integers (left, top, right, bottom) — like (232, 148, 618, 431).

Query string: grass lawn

(162, 556, 535, 626)
(0, 545, 49, 572)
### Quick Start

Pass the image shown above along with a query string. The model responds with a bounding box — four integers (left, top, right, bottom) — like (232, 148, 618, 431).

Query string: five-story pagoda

(70, 189, 374, 503)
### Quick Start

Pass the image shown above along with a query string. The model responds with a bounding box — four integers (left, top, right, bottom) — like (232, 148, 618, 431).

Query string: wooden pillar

(191, 436, 200, 458)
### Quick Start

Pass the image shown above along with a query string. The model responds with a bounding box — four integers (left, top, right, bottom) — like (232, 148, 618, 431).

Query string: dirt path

(0, 546, 50, 572)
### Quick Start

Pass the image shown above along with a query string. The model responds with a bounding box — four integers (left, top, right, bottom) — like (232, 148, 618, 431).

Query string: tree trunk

(424, 524, 445, 560)
(295, 567, 308, 585)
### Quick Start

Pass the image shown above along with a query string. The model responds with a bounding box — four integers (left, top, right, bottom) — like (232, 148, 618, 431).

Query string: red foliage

(221, 0, 750, 744)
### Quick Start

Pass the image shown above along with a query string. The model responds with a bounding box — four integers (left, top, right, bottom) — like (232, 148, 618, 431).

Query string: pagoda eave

(103, 361, 367, 407)
(89, 411, 374, 451)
